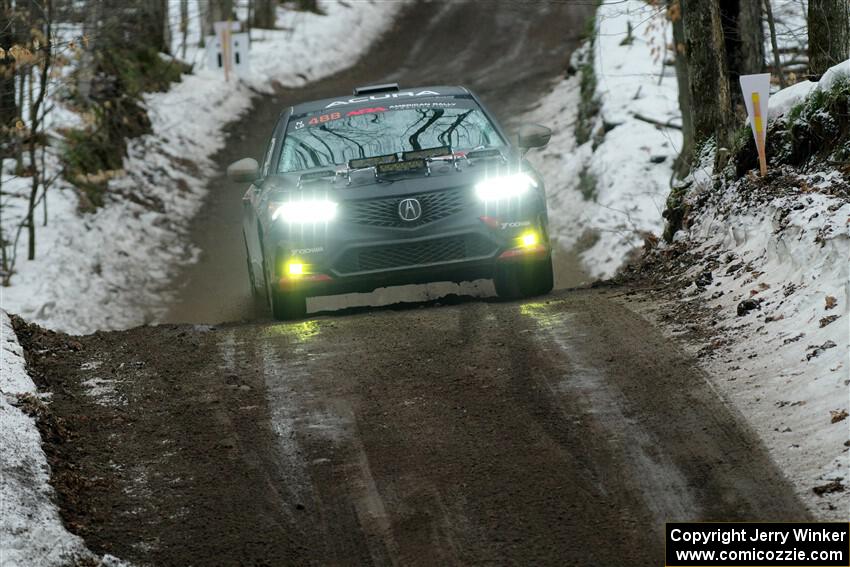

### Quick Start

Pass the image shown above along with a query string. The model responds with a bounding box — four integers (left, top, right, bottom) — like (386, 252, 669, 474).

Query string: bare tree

(297, 0, 322, 14)
(0, 0, 16, 140)
(21, 0, 52, 261)
(808, 0, 850, 76)
(718, 0, 764, 110)
(668, 0, 695, 176)
(180, 0, 189, 59)
(253, 0, 277, 29)
(205, 0, 235, 37)
(737, 0, 765, 76)
(681, 0, 734, 156)
(763, 0, 787, 87)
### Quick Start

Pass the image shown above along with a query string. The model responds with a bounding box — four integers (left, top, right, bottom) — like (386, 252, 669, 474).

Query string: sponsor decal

(500, 221, 531, 229)
(388, 102, 457, 110)
(346, 106, 387, 117)
(290, 246, 324, 255)
(325, 90, 442, 109)
(306, 112, 342, 126)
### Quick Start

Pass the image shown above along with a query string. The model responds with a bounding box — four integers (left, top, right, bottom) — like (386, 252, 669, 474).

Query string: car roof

(289, 85, 472, 115)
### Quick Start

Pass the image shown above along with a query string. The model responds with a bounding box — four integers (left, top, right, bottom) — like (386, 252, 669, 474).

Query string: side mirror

(517, 124, 552, 150)
(227, 158, 260, 182)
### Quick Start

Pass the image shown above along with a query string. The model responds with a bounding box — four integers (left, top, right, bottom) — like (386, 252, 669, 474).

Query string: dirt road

(13, 2, 812, 566)
(17, 289, 809, 566)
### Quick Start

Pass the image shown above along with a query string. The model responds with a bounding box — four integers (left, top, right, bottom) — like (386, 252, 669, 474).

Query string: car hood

(261, 158, 533, 202)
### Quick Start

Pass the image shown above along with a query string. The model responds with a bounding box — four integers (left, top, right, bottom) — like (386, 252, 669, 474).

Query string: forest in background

(0, 0, 848, 286)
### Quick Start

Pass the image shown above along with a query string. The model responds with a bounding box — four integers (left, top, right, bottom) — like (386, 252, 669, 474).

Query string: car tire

(494, 256, 554, 299)
(243, 235, 260, 297)
(270, 289, 307, 321)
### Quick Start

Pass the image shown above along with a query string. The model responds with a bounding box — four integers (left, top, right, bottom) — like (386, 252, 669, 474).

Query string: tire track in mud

(15, 289, 810, 565)
(214, 290, 810, 565)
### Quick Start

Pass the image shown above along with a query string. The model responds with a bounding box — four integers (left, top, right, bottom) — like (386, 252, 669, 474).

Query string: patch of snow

(0, 310, 132, 566)
(818, 59, 850, 91)
(0, 0, 409, 334)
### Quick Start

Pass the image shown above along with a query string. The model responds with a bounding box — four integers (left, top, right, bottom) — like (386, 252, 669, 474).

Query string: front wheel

(262, 251, 307, 320)
(494, 256, 554, 299)
(270, 288, 307, 320)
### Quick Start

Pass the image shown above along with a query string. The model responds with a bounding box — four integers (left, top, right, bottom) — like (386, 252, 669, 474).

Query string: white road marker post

(739, 73, 771, 176)
(212, 20, 241, 82)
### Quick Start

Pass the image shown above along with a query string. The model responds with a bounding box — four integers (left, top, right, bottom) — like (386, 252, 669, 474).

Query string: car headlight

(474, 173, 537, 202)
(271, 199, 338, 223)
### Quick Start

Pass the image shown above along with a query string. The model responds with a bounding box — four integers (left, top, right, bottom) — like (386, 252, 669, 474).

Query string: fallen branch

(633, 113, 683, 130)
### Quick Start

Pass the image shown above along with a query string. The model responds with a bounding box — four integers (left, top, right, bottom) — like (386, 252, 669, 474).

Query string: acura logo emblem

(398, 198, 422, 222)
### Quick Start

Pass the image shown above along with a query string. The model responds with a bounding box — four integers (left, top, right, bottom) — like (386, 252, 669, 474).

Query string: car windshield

(278, 104, 504, 173)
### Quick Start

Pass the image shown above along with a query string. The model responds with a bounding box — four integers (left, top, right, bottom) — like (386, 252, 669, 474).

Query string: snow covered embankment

(638, 64, 850, 520)
(679, 178, 848, 520)
(525, 0, 681, 281)
(1, 1, 407, 335)
(1, 312, 130, 566)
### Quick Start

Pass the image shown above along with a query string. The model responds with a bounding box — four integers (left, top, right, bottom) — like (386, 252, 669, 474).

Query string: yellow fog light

(520, 231, 539, 247)
(287, 262, 304, 276)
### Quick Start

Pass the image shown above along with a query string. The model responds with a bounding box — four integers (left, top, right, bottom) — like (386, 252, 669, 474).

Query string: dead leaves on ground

(830, 409, 848, 424)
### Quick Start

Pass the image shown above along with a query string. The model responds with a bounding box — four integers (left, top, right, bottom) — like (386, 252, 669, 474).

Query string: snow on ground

(0, 311, 131, 566)
(0, 0, 408, 335)
(631, 63, 850, 519)
(641, 167, 850, 520)
(526, 0, 680, 280)
(671, 66, 850, 519)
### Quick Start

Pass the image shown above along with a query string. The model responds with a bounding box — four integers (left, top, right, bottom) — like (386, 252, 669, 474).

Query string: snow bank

(668, 173, 850, 519)
(634, 64, 850, 519)
(768, 79, 817, 120)
(769, 58, 850, 120)
(0, 0, 408, 334)
(525, 0, 680, 280)
(0, 311, 130, 566)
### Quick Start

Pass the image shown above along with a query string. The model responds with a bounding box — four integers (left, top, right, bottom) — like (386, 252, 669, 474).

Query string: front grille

(345, 188, 469, 228)
(333, 234, 496, 275)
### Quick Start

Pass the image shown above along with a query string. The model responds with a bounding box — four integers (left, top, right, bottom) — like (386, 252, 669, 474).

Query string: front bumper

(266, 192, 549, 295)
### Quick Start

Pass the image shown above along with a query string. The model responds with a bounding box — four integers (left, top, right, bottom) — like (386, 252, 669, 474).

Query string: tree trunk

(75, 0, 100, 105)
(669, 0, 695, 177)
(737, 0, 765, 75)
(26, 0, 51, 261)
(808, 0, 850, 77)
(764, 0, 787, 87)
(297, 0, 322, 14)
(180, 0, 189, 59)
(142, 0, 170, 54)
(0, 0, 17, 137)
(161, 0, 172, 55)
(681, 0, 735, 158)
(253, 0, 276, 29)
(718, 0, 764, 112)
(206, 0, 235, 34)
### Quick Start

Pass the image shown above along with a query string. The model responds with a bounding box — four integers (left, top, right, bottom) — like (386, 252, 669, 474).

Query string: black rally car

(228, 84, 554, 320)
